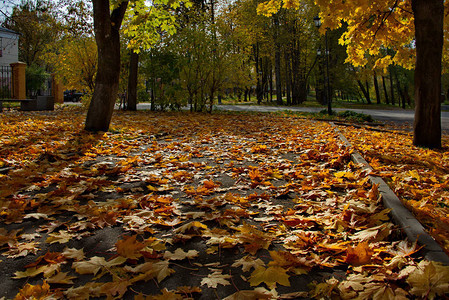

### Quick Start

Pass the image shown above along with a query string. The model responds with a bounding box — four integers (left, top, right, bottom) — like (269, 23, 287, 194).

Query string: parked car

(64, 90, 84, 102)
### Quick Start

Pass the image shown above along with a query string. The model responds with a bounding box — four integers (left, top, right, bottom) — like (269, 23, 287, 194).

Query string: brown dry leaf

(163, 248, 199, 260)
(62, 247, 85, 261)
(46, 230, 75, 244)
(407, 260, 449, 299)
(128, 260, 175, 283)
(46, 271, 77, 284)
(223, 287, 275, 300)
(14, 264, 59, 279)
(6, 241, 39, 258)
(0, 228, 21, 246)
(357, 283, 408, 300)
(344, 242, 373, 266)
(200, 270, 231, 288)
(116, 235, 146, 259)
(100, 279, 131, 299)
(350, 223, 393, 242)
(146, 288, 183, 300)
(72, 256, 126, 276)
(64, 282, 103, 299)
(232, 255, 265, 272)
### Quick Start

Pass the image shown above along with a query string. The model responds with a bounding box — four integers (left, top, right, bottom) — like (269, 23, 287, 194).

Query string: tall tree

(85, 0, 187, 131)
(84, 0, 128, 131)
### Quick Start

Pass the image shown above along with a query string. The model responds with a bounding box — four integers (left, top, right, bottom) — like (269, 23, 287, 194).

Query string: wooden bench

(0, 96, 54, 112)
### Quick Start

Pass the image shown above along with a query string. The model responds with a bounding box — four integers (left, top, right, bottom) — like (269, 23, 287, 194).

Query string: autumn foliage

(1, 107, 449, 299)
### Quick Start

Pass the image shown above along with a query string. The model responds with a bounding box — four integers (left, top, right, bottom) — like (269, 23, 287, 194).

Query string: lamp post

(314, 16, 332, 115)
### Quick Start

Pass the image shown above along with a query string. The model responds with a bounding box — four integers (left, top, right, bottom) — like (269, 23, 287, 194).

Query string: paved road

(210, 104, 449, 133)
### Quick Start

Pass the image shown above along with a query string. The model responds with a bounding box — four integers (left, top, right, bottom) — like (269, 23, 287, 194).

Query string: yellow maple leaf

(173, 221, 208, 234)
(14, 281, 53, 300)
(249, 266, 290, 289)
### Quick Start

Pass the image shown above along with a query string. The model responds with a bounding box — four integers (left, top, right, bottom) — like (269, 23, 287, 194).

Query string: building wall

(0, 28, 20, 67)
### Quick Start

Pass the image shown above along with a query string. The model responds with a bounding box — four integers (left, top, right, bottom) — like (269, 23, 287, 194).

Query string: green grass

(217, 94, 414, 110)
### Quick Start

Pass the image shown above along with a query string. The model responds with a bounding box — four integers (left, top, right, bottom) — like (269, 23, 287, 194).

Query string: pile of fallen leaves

(339, 124, 449, 255)
(1, 107, 449, 299)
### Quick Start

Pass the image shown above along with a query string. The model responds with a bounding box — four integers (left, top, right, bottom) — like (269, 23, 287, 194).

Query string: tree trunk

(284, 50, 291, 106)
(412, 0, 443, 148)
(85, 0, 128, 132)
(382, 75, 390, 104)
(274, 16, 282, 105)
(127, 50, 139, 111)
(151, 78, 155, 111)
(395, 72, 406, 109)
(254, 44, 263, 104)
(373, 71, 381, 104)
(389, 67, 395, 105)
(357, 80, 371, 104)
(268, 61, 273, 102)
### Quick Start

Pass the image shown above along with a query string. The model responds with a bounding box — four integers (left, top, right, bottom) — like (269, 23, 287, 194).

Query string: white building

(0, 27, 20, 67)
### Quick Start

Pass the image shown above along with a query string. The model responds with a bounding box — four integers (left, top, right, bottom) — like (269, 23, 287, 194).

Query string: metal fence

(0, 66, 13, 99)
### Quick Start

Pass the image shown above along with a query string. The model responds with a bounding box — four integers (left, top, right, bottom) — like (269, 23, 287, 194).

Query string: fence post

(10, 62, 26, 100)
(52, 74, 64, 104)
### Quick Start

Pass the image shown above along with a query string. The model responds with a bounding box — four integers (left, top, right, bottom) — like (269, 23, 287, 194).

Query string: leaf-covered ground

(340, 124, 449, 254)
(1, 107, 449, 299)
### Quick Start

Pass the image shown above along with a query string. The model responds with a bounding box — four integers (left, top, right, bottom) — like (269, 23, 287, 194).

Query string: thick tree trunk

(85, 0, 128, 132)
(373, 71, 381, 104)
(127, 50, 139, 111)
(412, 0, 443, 148)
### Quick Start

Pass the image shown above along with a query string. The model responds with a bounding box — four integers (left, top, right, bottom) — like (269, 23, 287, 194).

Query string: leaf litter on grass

(0, 107, 448, 299)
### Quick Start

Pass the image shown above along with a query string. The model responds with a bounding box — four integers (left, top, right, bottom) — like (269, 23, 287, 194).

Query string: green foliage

(25, 64, 50, 97)
(122, 0, 192, 52)
(336, 110, 374, 123)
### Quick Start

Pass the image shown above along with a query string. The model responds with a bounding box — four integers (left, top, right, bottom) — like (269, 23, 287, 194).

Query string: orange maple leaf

(344, 242, 373, 266)
(116, 235, 146, 259)
(15, 281, 54, 300)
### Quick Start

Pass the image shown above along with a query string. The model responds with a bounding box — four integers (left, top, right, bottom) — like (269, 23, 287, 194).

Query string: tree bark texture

(382, 76, 390, 104)
(373, 71, 381, 104)
(127, 50, 139, 111)
(273, 16, 282, 105)
(412, 0, 443, 148)
(85, 0, 128, 132)
(389, 67, 395, 105)
(357, 80, 371, 104)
